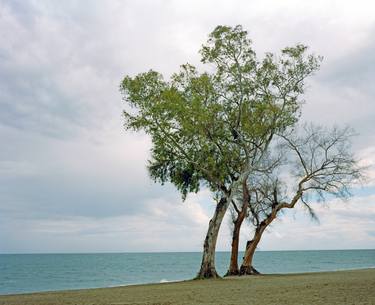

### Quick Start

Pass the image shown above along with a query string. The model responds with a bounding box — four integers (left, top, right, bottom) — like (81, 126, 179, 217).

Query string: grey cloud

(0, 0, 204, 139)
(0, 70, 84, 138)
(1, 0, 375, 253)
(320, 28, 375, 91)
(300, 27, 375, 148)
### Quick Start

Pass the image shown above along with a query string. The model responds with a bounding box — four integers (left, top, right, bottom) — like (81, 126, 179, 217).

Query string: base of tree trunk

(239, 265, 260, 275)
(224, 269, 240, 277)
(195, 267, 220, 279)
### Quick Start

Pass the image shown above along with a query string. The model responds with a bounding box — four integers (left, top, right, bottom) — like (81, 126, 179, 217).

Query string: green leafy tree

(120, 25, 320, 278)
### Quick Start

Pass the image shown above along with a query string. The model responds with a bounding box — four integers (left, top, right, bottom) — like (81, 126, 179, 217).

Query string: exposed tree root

(195, 267, 221, 279)
(239, 265, 261, 275)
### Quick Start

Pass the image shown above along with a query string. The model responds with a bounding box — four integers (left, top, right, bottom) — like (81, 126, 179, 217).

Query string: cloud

(301, 26, 375, 146)
(0, 190, 211, 253)
(257, 195, 375, 250)
(0, 0, 374, 253)
(0, 160, 38, 177)
(356, 146, 375, 187)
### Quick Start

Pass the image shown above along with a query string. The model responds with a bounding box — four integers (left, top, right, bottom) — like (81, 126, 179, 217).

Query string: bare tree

(226, 152, 282, 276)
(238, 124, 363, 275)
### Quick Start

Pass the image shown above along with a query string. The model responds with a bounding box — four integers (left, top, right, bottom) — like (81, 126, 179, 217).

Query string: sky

(0, 0, 375, 253)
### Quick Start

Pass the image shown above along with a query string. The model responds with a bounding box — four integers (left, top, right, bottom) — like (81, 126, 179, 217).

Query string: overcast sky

(1, 0, 375, 253)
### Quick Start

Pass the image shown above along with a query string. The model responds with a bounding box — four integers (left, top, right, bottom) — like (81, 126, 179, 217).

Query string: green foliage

(120, 25, 321, 200)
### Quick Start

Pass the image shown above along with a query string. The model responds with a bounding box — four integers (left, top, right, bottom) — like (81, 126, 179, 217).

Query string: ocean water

(0, 250, 374, 295)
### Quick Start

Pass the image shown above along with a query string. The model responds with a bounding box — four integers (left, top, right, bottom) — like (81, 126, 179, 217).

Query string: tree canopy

(121, 25, 321, 199)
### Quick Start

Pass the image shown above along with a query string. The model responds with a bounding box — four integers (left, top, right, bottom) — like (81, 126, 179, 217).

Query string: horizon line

(1, 248, 374, 255)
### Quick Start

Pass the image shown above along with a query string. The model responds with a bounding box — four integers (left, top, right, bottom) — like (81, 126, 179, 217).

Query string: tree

(226, 149, 281, 276)
(120, 25, 320, 279)
(238, 125, 362, 275)
(226, 180, 252, 276)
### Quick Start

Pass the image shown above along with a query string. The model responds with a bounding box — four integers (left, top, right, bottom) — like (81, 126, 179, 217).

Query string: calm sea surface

(0, 250, 374, 295)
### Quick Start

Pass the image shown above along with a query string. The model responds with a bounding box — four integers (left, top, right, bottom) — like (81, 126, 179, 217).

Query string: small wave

(160, 279, 169, 283)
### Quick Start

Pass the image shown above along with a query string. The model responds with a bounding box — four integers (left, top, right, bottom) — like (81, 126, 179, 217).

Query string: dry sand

(0, 268, 374, 305)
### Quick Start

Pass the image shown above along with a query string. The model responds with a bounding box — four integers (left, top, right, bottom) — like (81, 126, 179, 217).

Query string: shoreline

(0, 268, 374, 305)
(1, 266, 375, 296)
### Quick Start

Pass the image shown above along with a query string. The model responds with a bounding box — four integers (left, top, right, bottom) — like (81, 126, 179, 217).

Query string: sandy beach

(0, 268, 374, 305)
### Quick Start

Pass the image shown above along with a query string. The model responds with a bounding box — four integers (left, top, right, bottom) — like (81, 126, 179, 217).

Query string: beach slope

(0, 269, 374, 305)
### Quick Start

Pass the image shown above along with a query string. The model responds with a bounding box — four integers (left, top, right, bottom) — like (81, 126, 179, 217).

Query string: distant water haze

(1, 250, 374, 295)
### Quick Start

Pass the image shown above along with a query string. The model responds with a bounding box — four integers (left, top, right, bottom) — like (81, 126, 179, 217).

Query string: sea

(0, 250, 374, 295)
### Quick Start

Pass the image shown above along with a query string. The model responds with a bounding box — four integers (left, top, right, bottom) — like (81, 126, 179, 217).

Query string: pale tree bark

(196, 197, 229, 279)
(196, 167, 252, 279)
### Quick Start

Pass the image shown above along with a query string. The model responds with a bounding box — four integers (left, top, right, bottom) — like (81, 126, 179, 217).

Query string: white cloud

(357, 146, 375, 187)
(0, 160, 38, 177)
(258, 195, 375, 250)
(0, 0, 374, 252)
(0, 191, 211, 252)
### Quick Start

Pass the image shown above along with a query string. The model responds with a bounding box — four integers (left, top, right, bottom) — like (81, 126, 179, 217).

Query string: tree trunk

(225, 219, 242, 276)
(240, 205, 279, 275)
(239, 225, 266, 275)
(226, 181, 250, 276)
(196, 197, 229, 279)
